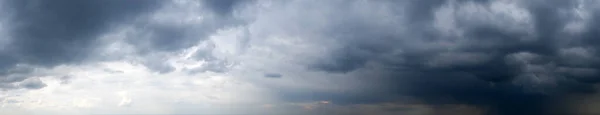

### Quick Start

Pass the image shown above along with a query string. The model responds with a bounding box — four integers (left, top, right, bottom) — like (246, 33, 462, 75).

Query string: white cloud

(0, 59, 278, 115)
(117, 91, 132, 107)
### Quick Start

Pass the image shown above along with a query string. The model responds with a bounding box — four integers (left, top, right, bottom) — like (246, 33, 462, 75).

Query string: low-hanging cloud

(3, 0, 600, 115)
(0, 0, 163, 89)
(248, 0, 600, 114)
(0, 0, 252, 89)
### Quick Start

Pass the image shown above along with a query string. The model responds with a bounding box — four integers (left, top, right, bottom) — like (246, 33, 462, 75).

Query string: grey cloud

(202, 0, 252, 16)
(0, 0, 249, 87)
(140, 55, 175, 74)
(186, 59, 232, 74)
(58, 75, 71, 84)
(251, 0, 600, 114)
(0, 84, 17, 90)
(264, 73, 282, 78)
(186, 42, 235, 74)
(0, 75, 46, 90)
(119, 1, 250, 74)
(17, 77, 46, 89)
(4, 0, 600, 114)
(311, 49, 373, 73)
(0, 66, 40, 89)
(0, 0, 162, 89)
(124, 0, 250, 54)
(195, 60, 231, 73)
(1, 75, 29, 85)
(1, 0, 162, 67)
(134, 24, 194, 52)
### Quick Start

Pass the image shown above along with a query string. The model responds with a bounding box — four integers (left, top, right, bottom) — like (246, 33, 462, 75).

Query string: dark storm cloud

(0, 0, 162, 89)
(1, 0, 162, 67)
(300, 0, 600, 114)
(0, 0, 253, 89)
(202, 0, 251, 15)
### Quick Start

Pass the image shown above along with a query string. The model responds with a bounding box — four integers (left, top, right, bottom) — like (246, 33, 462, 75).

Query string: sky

(1, 0, 600, 115)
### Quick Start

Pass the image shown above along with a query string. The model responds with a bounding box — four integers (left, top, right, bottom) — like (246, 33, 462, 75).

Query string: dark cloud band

(300, 0, 600, 114)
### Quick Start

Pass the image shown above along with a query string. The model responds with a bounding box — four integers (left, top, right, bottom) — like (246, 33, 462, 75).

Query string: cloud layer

(2, 0, 600, 115)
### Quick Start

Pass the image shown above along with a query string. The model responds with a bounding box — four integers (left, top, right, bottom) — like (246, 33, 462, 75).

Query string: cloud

(264, 73, 282, 78)
(233, 0, 600, 114)
(202, 0, 252, 15)
(4, 0, 600, 115)
(0, 61, 276, 115)
(0, 0, 252, 89)
(117, 91, 132, 107)
(0, 0, 162, 67)
(17, 77, 46, 89)
(0, 0, 162, 89)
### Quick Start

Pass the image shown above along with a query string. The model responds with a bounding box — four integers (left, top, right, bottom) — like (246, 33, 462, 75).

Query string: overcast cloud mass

(2, 0, 600, 115)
